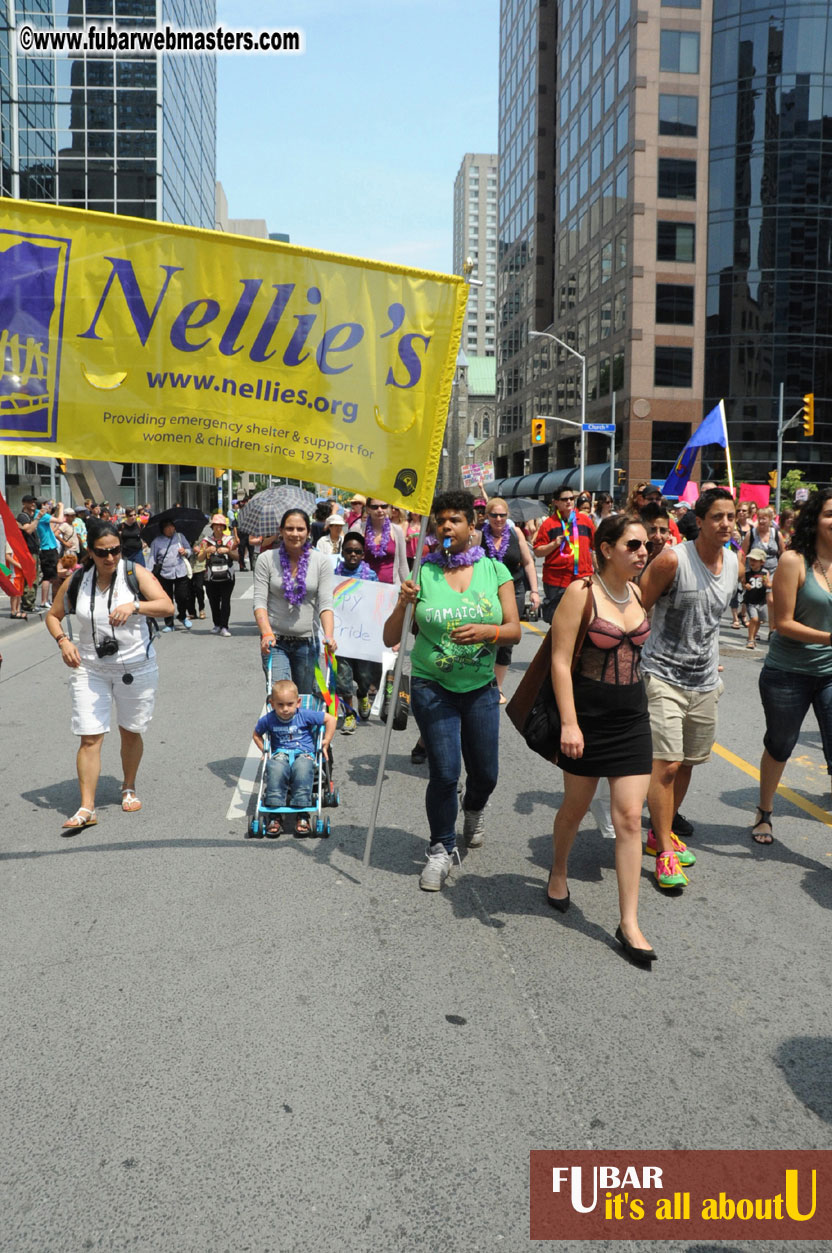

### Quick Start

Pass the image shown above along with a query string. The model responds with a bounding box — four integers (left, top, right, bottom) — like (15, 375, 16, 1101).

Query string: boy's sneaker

(358, 695, 372, 720)
(463, 808, 486, 848)
(672, 811, 694, 839)
(341, 712, 357, 735)
(420, 843, 453, 891)
(644, 828, 696, 866)
(655, 850, 689, 888)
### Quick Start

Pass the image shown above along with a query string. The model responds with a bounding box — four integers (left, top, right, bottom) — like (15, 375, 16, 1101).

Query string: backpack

(64, 560, 158, 640)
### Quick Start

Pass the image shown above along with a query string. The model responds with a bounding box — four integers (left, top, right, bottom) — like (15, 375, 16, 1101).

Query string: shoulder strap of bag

(569, 577, 595, 673)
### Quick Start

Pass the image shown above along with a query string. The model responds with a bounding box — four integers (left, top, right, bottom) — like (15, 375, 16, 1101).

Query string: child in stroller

(252, 678, 337, 836)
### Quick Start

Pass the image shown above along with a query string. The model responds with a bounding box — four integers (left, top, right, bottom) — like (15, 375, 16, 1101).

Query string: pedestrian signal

(802, 393, 815, 437)
(531, 418, 546, 445)
(768, 470, 778, 489)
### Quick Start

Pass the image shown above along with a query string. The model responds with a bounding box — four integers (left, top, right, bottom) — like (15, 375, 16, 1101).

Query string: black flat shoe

(615, 925, 657, 963)
(546, 888, 570, 913)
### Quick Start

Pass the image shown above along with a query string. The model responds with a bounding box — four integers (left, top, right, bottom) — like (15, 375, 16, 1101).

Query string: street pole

(776, 381, 784, 515)
(610, 390, 616, 499)
(579, 356, 586, 493)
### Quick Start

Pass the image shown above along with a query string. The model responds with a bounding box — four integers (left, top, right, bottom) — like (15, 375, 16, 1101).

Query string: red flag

(0, 490, 37, 598)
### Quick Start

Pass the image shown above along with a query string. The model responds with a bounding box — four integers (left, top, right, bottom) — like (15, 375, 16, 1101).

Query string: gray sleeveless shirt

(641, 542, 738, 692)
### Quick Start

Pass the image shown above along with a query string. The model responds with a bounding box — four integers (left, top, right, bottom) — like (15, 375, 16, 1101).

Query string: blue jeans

(542, 584, 566, 625)
(336, 655, 376, 707)
(759, 665, 832, 771)
(410, 677, 501, 852)
(265, 752, 316, 808)
(263, 636, 319, 694)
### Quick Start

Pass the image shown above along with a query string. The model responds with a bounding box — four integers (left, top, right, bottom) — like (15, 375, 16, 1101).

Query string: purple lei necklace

(365, 515, 391, 559)
(279, 540, 311, 608)
(424, 542, 486, 568)
(482, 522, 510, 561)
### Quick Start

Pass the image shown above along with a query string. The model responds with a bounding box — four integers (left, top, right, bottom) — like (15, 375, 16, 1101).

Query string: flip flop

(121, 788, 142, 812)
(62, 807, 97, 833)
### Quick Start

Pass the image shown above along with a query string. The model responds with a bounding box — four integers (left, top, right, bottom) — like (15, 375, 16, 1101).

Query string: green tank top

(766, 557, 832, 675)
(412, 557, 512, 692)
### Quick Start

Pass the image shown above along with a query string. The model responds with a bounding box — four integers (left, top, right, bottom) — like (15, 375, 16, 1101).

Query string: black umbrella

(141, 506, 209, 547)
(507, 497, 544, 524)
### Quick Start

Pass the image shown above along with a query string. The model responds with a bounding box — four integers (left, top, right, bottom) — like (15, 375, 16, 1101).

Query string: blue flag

(662, 402, 728, 496)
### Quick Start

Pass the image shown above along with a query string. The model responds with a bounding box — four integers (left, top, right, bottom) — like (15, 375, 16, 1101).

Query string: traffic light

(768, 470, 778, 489)
(616, 468, 626, 486)
(57, 457, 66, 474)
(802, 393, 815, 437)
(531, 418, 546, 445)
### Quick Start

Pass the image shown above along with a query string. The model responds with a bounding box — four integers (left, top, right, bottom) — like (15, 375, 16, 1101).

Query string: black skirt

(558, 674, 653, 777)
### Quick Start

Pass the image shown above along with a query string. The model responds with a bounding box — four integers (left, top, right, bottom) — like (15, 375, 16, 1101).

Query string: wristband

(492, 626, 500, 644)
(262, 633, 275, 643)
(55, 634, 67, 647)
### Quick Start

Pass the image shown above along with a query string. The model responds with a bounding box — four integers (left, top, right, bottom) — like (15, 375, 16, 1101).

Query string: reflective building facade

(706, 0, 832, 481)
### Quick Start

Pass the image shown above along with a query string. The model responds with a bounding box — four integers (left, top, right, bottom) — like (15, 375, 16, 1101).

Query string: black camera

(95, 638, 119, 659)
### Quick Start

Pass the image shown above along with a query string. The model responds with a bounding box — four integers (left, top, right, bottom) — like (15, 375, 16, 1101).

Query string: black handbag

(505, 580, 593, 761)
(381, 669, 410, 730)
(152, 536, 174, 579)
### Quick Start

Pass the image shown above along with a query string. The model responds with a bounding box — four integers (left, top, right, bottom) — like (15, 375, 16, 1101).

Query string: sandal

(295, 815, 312, 836)
(266, 817, 282, 837)
(745, 641, 756, 649)
(751, 806, 774, 844)
(731, 621, 741, 630)
(10, 611, 27, 620)
(62, 807, 97, 832)
(121, 788, 142, 812)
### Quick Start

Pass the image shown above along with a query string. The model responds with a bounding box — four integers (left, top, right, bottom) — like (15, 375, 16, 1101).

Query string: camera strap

(89, 568, 118, 653)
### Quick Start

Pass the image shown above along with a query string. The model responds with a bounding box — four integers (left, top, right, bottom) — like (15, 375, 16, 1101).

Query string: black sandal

(751, 806, 774, 844)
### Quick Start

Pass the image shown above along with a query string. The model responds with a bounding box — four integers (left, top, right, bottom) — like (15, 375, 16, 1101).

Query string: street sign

(582, 423, 615, 433)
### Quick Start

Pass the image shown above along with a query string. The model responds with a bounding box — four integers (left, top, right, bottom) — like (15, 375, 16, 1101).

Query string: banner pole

(720, 400, 734, 496)
(362, 511, 431, 869)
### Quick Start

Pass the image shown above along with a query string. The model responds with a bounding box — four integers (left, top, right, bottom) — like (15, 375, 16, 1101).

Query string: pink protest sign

(738, 483, 770, 508)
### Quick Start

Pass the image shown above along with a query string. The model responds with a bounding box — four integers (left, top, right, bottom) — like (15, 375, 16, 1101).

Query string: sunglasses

(557, 497, 575, 504)
(92, 545, 121, 558)
(624, 539, 647, 551)
(368, 503, 388, 510)
(488, 512, 507, 519)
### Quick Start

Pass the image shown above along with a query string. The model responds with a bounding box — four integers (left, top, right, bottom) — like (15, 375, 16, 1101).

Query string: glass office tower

(706, 0, 832, 482)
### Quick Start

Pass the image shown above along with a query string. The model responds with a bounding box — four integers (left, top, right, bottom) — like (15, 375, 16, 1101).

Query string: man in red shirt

(533, 487, 595, 624)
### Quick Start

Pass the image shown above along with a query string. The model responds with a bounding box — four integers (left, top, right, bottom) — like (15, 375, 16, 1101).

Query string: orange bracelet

(492, 626, 500, 644)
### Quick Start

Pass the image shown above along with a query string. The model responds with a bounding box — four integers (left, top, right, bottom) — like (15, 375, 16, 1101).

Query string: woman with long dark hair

(548, 514, 657, 963)
(253, 508, 336, 691)
(44, 521, 173, 831)
(751, 489, 832, 844)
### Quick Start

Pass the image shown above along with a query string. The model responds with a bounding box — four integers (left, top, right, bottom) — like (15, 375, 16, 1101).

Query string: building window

(658, 158, 696, 200)
(657, 220, 695, 261)
(662, 0, 701, 6)
(660, 30, 700, 74)
(658, 94, 698, 137)
(654, 346, 693, 387)
(656, 283, 695, 324)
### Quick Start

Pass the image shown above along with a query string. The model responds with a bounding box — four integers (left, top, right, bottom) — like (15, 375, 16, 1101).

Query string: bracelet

(492, 626, 500, 644)
(55, 634, 67, 647)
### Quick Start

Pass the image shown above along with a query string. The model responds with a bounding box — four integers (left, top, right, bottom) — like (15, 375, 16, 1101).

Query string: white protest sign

(332, 577, 398, 662)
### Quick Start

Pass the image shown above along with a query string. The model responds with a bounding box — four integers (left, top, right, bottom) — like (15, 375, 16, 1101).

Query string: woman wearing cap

(316, 514, 346, 556)
(346, 494, 366, 528)
(254, 508, 336, 691)
(197, 515, 238, 636)
(44, 520, 173, 832)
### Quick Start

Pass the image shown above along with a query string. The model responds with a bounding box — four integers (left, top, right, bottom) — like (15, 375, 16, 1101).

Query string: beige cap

(324, 513, 346, 528)
(349, 494, 366, 505)
(210, 513, 227, 526)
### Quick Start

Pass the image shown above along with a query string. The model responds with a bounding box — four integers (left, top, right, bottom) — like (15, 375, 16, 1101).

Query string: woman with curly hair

(752, 488, 832, 844)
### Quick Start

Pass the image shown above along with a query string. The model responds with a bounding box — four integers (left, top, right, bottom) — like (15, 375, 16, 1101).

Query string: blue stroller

(247, 651, 340, 839)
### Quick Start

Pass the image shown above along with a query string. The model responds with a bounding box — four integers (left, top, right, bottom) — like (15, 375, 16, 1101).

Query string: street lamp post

(529, 329, 587, 492)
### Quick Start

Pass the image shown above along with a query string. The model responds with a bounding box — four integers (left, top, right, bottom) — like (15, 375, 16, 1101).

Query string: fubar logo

(0, 229, 70, 442)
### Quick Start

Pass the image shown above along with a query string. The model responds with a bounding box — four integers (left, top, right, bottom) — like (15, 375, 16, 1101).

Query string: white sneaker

(463, 808, 486, 848)
(220, 628, 231, 637)
(420, 843, 453, 891)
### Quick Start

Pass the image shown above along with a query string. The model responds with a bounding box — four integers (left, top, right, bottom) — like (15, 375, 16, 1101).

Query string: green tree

(781, 468, 817, 502)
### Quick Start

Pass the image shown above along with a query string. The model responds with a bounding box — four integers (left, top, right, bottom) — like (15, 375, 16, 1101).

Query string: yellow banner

(0, 199, 467, 513)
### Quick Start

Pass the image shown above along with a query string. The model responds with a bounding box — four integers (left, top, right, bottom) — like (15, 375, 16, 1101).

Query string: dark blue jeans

(410, 677, 501, 852)
(263, 636, 319, 694)
(335, 655, 376, 708)
(265, 752, 316, 809)
(759, 665, 832, 771)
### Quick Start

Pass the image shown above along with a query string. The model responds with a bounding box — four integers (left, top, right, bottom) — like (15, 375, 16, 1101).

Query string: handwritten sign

(332, 577, 398, 661)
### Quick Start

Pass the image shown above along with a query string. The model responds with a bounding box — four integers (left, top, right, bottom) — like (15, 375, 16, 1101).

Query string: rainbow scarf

(558, 510, 580, 577)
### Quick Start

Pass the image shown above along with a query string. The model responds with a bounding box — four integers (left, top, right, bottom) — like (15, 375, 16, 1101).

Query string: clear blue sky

(216, 0, 498, 273)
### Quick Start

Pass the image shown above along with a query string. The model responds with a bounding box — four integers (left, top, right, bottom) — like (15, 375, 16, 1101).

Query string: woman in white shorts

(45, 521, 173, 833)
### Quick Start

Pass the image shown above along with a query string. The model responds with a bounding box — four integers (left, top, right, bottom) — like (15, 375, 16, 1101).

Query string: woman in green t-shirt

(384, 490, 521, 892)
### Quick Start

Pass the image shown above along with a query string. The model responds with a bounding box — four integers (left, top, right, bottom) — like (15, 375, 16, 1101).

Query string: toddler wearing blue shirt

(253, 679, 336, 835)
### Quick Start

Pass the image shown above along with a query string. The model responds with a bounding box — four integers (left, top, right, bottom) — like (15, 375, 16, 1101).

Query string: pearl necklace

(595, 572, 631, 605)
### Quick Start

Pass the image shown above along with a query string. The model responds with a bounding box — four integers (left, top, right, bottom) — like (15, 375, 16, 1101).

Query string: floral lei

(364, 515, 391, 559)
(423, 543, 486, 568)
(482, 522, 510, 561)
(279, 540, 311, 608)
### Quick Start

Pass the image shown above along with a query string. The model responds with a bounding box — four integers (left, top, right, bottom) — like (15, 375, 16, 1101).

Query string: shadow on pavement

(775, 1036, 832, 1123)
(206, 756, 247, 787)
(21, 775, 125, 811)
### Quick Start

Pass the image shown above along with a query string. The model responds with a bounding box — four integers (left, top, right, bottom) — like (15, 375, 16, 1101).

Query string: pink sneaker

(655, 850, 689, 888)
(644, 829, 696, 866)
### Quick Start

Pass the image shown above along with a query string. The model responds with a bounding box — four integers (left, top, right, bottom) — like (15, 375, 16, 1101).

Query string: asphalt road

(1, 584, 830, 1252)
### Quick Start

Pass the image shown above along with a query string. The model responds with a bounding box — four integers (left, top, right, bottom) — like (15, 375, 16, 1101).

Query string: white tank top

(75, 563, 156, 670)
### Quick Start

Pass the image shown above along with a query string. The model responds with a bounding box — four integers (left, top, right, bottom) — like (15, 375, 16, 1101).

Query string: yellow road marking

(712, 743, 832, 826)
(519, 624, 831, 826)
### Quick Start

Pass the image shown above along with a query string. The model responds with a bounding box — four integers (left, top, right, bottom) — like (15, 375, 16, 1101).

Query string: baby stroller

(248, 650, 340, 839)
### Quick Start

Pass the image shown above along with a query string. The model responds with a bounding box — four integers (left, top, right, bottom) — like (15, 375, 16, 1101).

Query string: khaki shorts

(644, 672, 722, 765)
